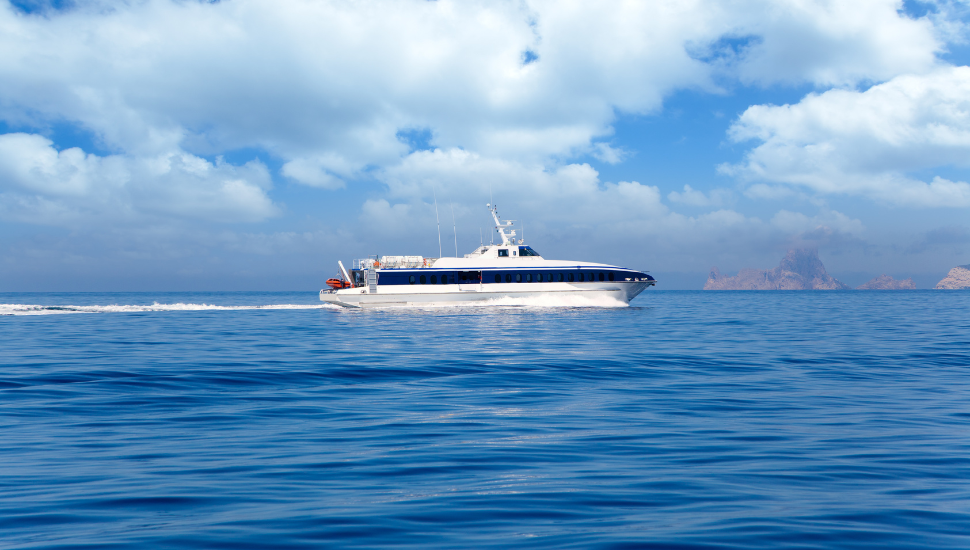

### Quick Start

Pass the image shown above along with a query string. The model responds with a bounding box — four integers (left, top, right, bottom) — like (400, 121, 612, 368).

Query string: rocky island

(856, 275, 916, 290)
(705, 249, 849, 290)
(935, 265, 970, 289)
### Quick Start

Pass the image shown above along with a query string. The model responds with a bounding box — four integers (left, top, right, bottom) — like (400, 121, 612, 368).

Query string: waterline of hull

(320, 283, 650, 308)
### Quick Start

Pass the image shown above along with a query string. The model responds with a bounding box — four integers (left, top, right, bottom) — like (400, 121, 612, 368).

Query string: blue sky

(2, 0, 970, 290)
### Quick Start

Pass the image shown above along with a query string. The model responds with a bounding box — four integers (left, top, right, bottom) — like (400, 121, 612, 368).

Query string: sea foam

(0, 302, 339, 316)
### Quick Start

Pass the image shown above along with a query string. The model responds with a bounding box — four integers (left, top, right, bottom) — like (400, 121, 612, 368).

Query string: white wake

(0, 302, 340, 316)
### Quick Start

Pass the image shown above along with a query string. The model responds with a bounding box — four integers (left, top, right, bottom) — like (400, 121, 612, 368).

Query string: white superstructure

(320, 204, 656, 308)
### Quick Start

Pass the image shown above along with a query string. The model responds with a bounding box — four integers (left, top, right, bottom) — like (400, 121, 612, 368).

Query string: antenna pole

(451, 203, 458, 257)
(433, 187, 442, 258)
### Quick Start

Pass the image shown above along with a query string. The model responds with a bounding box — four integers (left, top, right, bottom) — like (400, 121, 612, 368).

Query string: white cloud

(667, 184, 732, 207)
(724, 0, 941, 86)
(376, 147, 668, 224)
(723, 65, 970, 207)
(0, 133, 278, 225)
(367, 147, 873, 271)
(590, 143, 628, 165)
(281, 156, 349, 189)
(0, 0, 946, 179)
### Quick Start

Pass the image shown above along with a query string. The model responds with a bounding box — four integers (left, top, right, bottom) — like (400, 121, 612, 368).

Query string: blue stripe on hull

(376, 268, 654, 286)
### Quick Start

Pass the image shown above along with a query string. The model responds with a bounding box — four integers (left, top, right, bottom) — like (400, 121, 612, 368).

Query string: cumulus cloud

(281, 155, 350, 189)
(721, 0, 940, 86)
(0, 0, 946, 175)
(365, 147, 871, 272)
(0, 133, 277, 225)
(376, 148, 667, 224)
(723, 66, 970, 206)
(590, 143, 628, 165)
(667, 184, 732, 207)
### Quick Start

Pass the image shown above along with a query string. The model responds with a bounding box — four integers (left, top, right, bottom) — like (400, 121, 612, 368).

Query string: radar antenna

(486, 203, 518, 246)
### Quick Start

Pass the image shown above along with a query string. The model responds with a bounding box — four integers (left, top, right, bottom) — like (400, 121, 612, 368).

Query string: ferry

(320, 204, 656, 308)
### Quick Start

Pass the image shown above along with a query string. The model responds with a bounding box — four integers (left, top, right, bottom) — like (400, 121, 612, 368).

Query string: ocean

(2, 290, 968, 549)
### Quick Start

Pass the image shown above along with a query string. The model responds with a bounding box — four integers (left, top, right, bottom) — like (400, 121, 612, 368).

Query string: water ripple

(1, 290, 968, 548)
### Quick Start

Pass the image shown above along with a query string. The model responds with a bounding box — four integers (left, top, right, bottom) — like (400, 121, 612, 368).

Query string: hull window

(515, 273, 522, 282)
(420, 275, 427, 284)
(430, 275, 437, 284)
(599, 272, 605, 281)
(579, 273, 585, 282)
(568, 273, 575, 282)
(608, 272, 614, 281)
(558, 273, 564, 282)
(409, 275, 416, 285)
(537, 273, 543, 282)
(494, 273, 501, 283)
(441, 275, 449, 284)
(526, 273, 533, 283)
(505, 273, 512, 283)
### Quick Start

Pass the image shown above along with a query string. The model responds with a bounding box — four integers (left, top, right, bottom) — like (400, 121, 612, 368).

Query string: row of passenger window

(406, 271, 617, 284)
(493, 271, 615, 283)
(409, 274, 450, 285)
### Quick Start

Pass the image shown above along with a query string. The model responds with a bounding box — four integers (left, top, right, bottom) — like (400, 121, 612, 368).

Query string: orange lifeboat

(326, 278, 352, 289)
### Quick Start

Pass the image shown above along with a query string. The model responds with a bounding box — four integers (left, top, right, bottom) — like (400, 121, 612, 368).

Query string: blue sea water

(1, 290, 969, 549)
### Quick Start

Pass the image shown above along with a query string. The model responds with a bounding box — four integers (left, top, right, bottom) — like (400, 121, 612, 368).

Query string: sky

(2, 0, 970, 291)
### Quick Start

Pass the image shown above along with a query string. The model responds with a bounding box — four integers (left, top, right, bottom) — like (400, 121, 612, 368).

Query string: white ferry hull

(320, 281, 651, 308)
(319, 204, 656, 308)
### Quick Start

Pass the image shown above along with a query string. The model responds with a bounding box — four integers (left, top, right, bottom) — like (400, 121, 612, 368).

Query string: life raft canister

(326, 278, 351, 289)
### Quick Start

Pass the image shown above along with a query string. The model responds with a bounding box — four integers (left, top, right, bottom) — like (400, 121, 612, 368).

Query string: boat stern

(319, 289, 362, 308)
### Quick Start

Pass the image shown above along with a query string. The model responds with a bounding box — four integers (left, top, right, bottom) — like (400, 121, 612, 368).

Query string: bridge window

(519, 246, 540, 257)
(498, 249, 509, 257)
(494, 273, 501, 283)
(430, 275, 437, 284)
(420, 275, 426, 284)
(409, 275, 415, 284)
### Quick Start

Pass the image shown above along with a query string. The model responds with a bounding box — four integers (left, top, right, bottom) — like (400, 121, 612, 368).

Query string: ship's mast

(487, 203, 519, 246)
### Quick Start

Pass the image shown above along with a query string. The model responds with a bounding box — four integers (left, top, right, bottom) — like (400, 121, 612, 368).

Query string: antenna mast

(486, 203, 516, 246)
(433, 187, 442, 258)
(451, 204, 458, 257)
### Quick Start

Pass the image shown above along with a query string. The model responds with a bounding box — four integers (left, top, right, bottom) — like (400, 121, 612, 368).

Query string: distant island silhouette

(856, 275, 915, 290)
(705, 249, 848, 290)
(935, 265, 970, 289)
(706, 250, 970, 290)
